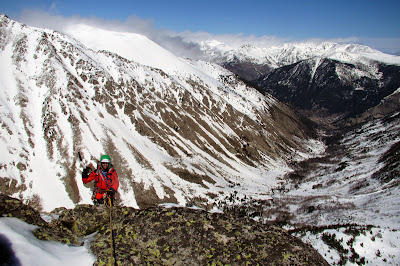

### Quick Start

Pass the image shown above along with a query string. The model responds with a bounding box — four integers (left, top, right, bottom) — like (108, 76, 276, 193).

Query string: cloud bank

(13, 9, 400, 59)
(16, 9, 205, 59)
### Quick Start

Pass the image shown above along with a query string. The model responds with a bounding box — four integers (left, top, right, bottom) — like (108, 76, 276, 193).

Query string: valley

(0, 14, 399, 265)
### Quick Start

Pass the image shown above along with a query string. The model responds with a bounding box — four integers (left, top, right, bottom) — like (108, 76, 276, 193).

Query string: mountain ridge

(0, 194, 330, 265)
(198, 39, 400, 67)
(253, 57, 400, 125)
(197, 35, 400, 125)
(0, 14, 322, 211)
(1, 14, 400, 265)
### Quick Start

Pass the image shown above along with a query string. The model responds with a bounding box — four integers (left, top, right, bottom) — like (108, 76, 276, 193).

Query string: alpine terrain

(195, 38, 400, 265)
(1, 14, 399, 265)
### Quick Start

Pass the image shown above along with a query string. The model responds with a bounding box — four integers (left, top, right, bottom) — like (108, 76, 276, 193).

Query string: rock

(0, 194, 46, 226)
(0, 195, 329, 265)
(254, 59, 400, 125)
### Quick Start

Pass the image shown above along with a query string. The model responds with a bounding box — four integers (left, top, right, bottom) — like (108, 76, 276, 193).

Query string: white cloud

(17, 9, 205, 59)
(358, 37, 400, 55)
(177, 31, 290, 48)
(14, 9, 400, 58)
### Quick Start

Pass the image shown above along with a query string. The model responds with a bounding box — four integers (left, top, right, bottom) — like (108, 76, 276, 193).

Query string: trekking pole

(107, 194, 117, 266)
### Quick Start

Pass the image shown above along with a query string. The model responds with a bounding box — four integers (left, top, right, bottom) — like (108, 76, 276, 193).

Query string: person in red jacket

(82, 154, 119, 205)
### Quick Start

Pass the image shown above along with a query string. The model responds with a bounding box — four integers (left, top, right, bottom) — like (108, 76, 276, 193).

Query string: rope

(99, 168, 112, 188)
(107, 194, 117, 266)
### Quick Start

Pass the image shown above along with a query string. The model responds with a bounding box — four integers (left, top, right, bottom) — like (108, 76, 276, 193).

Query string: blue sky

(1, 0, 400, 54)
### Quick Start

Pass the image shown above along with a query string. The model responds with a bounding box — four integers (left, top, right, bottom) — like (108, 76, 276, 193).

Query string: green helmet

(100, 154, 111, 163)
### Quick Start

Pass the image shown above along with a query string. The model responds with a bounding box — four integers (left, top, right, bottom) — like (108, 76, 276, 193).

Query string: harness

(93, 164, 114, 197)
(99, 168, 113, 188)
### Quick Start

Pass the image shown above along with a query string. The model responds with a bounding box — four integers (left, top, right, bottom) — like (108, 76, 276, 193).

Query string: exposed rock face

(223, 61, 273, 81)
(371, 113, 400, 185)
(0, 195, 329, 265)
(0, 14, 322, 210)
(253, 58, 400, 124)
(0, 194, 46, 226)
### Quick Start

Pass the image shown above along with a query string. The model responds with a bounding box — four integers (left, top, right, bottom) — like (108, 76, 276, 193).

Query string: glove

(107, 188, 116, 198)
(82, 166, 91, 179)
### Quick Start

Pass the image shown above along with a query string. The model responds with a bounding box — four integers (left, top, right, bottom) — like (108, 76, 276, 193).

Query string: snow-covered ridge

(198, 39, 400, 67)
(0, 14, 322, 211)
(60, 22, 276, 118)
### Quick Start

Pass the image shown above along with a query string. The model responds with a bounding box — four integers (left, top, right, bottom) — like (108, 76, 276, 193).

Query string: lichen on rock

(0, 195, 329, 265)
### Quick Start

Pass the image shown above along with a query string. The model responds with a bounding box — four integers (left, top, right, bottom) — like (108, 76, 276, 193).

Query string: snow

(296, 226, 400, 265)
(1, 15, 399, 265)
(0, 217, 95, 266)
(278, 111, 400, 265)
(63, 24, 195, 75)
(0, 14, 395, 213)
(199, 40, 400, 67)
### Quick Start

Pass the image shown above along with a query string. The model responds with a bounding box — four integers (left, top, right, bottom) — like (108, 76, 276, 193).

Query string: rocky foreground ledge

(0, 195, 328, 265)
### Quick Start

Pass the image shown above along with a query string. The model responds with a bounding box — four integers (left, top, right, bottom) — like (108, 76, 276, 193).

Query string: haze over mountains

(1, 14, 400, 265)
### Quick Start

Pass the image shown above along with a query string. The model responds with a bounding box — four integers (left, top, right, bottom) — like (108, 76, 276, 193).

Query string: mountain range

(0, 14, 321, 211)
(1, 14, 400, 265)
(198, 39, 400, 124)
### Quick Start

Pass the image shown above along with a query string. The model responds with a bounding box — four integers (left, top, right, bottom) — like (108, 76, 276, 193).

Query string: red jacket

(83, 164, 119, 196)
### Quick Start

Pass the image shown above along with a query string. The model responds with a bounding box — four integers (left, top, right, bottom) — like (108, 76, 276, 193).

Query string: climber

(82, 154, 119, 206)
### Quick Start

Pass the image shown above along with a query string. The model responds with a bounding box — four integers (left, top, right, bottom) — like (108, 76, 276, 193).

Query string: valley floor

(276, 111, 400, 265)
(219, 111, 400, 265)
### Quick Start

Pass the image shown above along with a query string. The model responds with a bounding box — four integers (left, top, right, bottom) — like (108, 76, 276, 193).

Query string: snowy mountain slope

(255, 57, 400, 123)
(62, 23, 192, 75)
(1, 14, 399, 266)
(199, 40, 400, 68)
(221, 110, 400, 265)
(191, 29, 400, 266)
(61, 24, 279, 117)
(0, 15, 323, 211)
(285, 111, 400, 229)
(281, 111, 400, 265)
(194, 39, 400, 125)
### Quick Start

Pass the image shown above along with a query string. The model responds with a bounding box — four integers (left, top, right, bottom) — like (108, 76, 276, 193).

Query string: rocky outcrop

(0, 194, 46, 226)
(223, 61, 273, 81)
(0, 195, 329, 265)
(253, 59, 400, 124)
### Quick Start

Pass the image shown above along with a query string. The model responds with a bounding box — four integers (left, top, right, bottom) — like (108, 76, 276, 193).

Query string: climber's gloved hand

(82, 166, 91, 179)
(108, 188, 116, 198)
